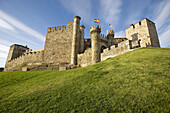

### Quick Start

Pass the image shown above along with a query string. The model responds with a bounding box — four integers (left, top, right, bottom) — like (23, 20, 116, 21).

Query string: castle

(4, 16, 160, 71)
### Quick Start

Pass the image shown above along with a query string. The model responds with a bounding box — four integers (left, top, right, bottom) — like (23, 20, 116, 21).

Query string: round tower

(79, 25, 85, 53)
(71, 16, 81, 65)
(90, 25, 101, 64)
(107, 29, 114, 47)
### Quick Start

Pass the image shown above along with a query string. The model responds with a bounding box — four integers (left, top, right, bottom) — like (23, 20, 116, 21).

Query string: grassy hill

(0, 47, 170, 113)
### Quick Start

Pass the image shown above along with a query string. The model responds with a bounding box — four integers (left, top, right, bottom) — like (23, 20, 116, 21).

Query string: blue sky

(0, 0, 170, 67)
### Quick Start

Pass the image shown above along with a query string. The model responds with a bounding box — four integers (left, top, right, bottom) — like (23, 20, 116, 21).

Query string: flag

(94, 19, 99, 23)
(109, 24, 113, 27)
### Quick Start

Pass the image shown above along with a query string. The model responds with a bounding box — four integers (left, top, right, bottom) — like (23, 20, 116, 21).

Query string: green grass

(0, 47, 170, 113)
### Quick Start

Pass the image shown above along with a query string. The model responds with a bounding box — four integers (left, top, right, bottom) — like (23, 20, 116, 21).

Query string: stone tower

(71, 16, 81, 65)
(107, 29, 114, 47)
(90, 25, 101, 64)
(79, 25, 85, 53)
(126, 18, 160, 47)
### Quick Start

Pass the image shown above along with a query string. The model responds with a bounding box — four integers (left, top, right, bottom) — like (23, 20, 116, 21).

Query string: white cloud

(0, 26, 41, 49)
(115, 30, 126, 38)
(99, 0, 122, 24)
(152, 0, 170, 48)
(0, 57, 7, 67)
(0, 10, 45, 42)
(0, 44, 9, 52)
(59, 0, 93, 24)
(125, 0, 152, 26)
(0, 31, 40, 47)
(0, 52, 8, 58)
(0, 44, 9, 67)
(159, 25, 170, 47)
(154, 0, 170, 30)
(98, 0, 122, 35)
(0, 38, 12, 46)
(0, 18, 16, 32)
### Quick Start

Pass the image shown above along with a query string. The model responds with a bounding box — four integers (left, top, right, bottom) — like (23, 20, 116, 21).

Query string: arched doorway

(101, 46, 106, 53)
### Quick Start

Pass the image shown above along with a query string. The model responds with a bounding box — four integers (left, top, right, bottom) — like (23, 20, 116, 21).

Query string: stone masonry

(126, 18, 160, 47)
(90, 25, 101, 64)
(4, 16, 160, 71)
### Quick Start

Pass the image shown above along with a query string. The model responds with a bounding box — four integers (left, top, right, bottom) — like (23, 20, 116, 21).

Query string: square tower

(126, 18, 160, 47)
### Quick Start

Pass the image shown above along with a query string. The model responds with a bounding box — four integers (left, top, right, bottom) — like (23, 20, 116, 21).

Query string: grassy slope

(0, 47, 170, 113)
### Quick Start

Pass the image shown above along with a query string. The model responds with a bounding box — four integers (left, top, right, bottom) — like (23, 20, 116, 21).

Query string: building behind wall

(4, 17, 160, 71)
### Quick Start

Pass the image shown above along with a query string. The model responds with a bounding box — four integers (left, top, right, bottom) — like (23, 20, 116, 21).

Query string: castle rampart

(101, 40, 130, 61)
(5, 49, 44, 71)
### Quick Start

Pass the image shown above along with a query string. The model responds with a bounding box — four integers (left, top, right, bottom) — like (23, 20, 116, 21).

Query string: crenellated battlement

(47, 21, 74, 33)
(47, 27, 51, 32)
(129, 22, 143, 29)
(99, 34, 107, 39)
(107, 29, 114, 36)
(9, 50, 44, 63)
(101, 40, 130, 61)
(5, 49, 44, 71)
(47, 25, 67, 33)
(52, 27, 56, 31)
(128, 18, 149, 29)
(90, 25, 101, 30)
(90, 25, 101, 34)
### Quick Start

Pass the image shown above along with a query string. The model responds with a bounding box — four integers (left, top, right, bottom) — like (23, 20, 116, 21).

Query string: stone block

(22, 67, 29, 71)
(52, 67, 59, 70)
(59, 66, 66, 71)
(47, 67, 53, 70)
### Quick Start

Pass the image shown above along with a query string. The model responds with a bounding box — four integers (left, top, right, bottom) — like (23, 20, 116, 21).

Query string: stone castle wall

(44, 21, 74, 64)
(99, 34, 109, 49)
(78, 40, 133, 67)
(146, 20, 160, 47)
(5, 50, 44, 71)
(5, 44, 29, 63)
(78, 48, 92, 67)
(101, 40, 130, 61)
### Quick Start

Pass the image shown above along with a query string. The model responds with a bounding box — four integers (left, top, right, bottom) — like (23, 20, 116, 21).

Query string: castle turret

(79, 25, 85, 53)
(71, 16, 81, 65)
(107, 29, 114, 47)
(90, 25, 101, 64)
